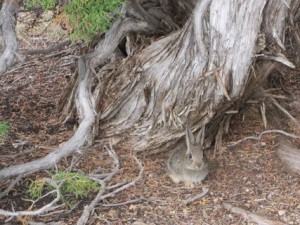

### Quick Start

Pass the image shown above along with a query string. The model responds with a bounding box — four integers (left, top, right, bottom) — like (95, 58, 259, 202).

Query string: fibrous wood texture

(0, 0, 296, 180)
(94, 0, 294, 154)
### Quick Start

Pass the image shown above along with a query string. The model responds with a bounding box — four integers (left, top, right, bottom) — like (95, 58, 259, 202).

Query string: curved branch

(0, 57, 96, 180)
(89, 17, 154, 68)
(0, 0, 20, 75)
(0, 178, 61, 217)
(0, 4, 159, 181)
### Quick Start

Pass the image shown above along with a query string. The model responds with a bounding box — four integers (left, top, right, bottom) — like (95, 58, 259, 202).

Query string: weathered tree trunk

(1, 1, 300, 224)
(87, 0, 295, 154)
(0, 0, 299, 180)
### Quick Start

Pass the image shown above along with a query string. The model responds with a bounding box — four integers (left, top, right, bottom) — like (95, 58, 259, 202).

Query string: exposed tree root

(0, 0, 20, 75)
(0, 145, 144, 225)
(228, 129, 300, 147)
(0, 178, 62, 217)
(182, 187, 209, 206)
(24, 40, 71, 55)
(224, 203, 285, 225)
(0, 174, 22, 199)
(0, 55, 96, 180)
(77, 147, 144, 225)
(1, 0, 300, 223)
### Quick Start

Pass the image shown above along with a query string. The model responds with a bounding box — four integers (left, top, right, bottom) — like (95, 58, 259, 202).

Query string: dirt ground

(0, 13, 300, 225)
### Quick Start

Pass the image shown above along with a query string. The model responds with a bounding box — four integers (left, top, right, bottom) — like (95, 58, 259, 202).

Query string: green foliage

(25, 0, 58, 10)
(53, 170, 102, 198)
(25, 0, 124, 42)
(27, 171, 102, 205)
(64, 0, 124, 42)
(27, 179, 46, 199)
(0, 121, 9, 140)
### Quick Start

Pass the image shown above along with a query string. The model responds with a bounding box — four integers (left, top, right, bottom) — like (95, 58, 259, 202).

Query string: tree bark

(88, 0, 295, 154)
(0, 0, 298, 180)
(0, 0, 21, 75)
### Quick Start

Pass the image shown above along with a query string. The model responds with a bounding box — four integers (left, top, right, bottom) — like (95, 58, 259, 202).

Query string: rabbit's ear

(185, 126, 193, 154)
(196, 125, 205, 146)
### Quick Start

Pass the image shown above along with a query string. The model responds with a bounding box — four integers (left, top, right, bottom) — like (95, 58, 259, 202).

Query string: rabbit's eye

(188, 153, 193, 160)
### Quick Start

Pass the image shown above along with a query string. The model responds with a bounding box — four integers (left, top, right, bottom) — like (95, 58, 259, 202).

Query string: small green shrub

(64, 0, 124, 42)
(0, 121, 9, 140)
(25, 0, 58, 10)
(27, 171, 102, 202)
(53, 170, 102, 198)
(25, 0, 124, 42)
(27, 178, 46, 199)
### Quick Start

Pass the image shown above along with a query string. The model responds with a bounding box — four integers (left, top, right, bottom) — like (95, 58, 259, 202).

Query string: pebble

(278, 210, 286, 216)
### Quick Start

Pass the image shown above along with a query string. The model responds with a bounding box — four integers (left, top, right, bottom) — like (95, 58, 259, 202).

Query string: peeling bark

(93, 0, 294, 154)
(0, 0, 20, 75)
(0, 1, 300, 224)
(0, 0, 298, 179)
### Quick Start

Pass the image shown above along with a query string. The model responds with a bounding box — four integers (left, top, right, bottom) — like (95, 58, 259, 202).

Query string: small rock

(228, 214, 233, 219)
(245, 203, 251, 208)
(129, 204, 138, 211)
(278, 210, 286, 216)
(133, 221, 147, 225)
(183, 208, 189, 217)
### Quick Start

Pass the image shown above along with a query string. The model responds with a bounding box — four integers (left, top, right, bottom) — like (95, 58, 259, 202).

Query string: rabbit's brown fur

(167, 126, 209, 187)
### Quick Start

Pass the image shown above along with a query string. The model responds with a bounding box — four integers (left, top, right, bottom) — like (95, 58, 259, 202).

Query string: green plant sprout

(53, 170, 102, 198)
(27, 178, 46, 199)
(25, 0, 58, 10)
(27, 170, 102, 206)
(0, 121, 9, 141)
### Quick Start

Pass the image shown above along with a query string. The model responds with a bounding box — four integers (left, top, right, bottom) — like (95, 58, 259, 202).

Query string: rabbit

(167, 125, 209, 188)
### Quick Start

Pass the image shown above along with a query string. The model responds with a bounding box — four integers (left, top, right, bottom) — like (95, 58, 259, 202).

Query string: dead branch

(24, 39, 71, 55)
(0, 56, 96, 181)
(228, 129, 300, 147)
(223, 203, 285, 225)
(77, 149, 144, 225)
(100, 198, 145, 207)
(28, 222, 63, 225)
(0, 1, 158, 182)
(270, 97, 300, 127)
(0, 178, 62, 217)
(0, 174, 22, 199)
(100, 196, 165, 207)
(182, 187, 209, 206)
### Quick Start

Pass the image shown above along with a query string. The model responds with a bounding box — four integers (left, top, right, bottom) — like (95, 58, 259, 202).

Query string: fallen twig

(228, 129, 300, 147)
(28, 222, 63, 225)
(182, 187, 209, 206)
(0, 174, 22, 199)
(101, 198, 145, 207)
(24, 40, 71, 55)
(0, 178, 62, 217)
(76, 148, 144, 225)
(223, 203, 285, 225)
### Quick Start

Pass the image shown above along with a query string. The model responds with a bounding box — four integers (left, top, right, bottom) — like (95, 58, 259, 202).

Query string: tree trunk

(81, 0, 295, 154)
(0, 0, 299, 179)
